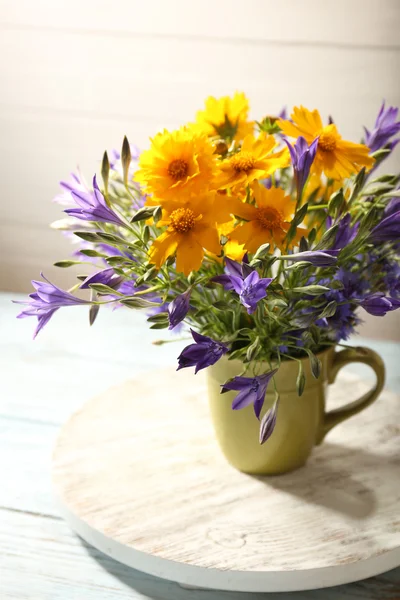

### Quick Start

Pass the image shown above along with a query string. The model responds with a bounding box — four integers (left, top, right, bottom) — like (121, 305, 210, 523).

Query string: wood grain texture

(1, 512, 399, 600)
(1, 0, 399, 48)
(1, 294, 399, 598)
(52, 370, 400, 592)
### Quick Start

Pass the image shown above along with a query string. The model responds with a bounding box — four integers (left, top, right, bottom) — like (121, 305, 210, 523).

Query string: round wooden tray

(52, 369, 400, 593)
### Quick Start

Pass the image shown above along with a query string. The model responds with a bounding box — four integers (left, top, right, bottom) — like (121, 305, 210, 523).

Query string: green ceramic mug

(207, 346, 385, 475)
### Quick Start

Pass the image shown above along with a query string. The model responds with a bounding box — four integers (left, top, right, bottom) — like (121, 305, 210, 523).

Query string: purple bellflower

(212, 259, 272, 314)
(326, 213, 359, 251)
(211, 256, 249, 291)
(53, 168, 89, 205)
(384, 197, 400, 217)
(80, 267, 124, 290)
(65, 175, 125, 227)
(177, 329, 228, 374)
(229, 271, 273, 314)
(360, 294, 400, 317)
(282, 250, 338, 267)
(369, 210, 400, 243)
(364, 102, 400, 153)
(259, 400, 279, 444)
(168, 289, 191, 330)
(15, 273, 89, 338)
(285, 136, 319, 199)
(221, 369, 278, 419)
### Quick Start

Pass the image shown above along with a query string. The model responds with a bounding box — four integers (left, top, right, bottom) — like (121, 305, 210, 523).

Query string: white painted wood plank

(1, 30, 399, 127)
(1, 510, 398, 600)
(0, 0, 399, 48)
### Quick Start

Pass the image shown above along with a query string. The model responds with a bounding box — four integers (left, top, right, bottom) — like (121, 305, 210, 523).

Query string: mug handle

(317, 346, 385, 444)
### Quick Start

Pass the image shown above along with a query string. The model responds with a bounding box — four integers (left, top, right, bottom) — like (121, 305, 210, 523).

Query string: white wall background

(0, 0, 399, 338)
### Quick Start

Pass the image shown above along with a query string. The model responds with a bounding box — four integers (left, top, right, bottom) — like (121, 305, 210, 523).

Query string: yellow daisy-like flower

(149, 192, 228, 275)
(214, 134, 290, 191)
(195, 92, 254, 142)
(135, 128, 216, 201)
(228, 181, 303, 252)
(305, 172, 349, 204)
(278, 106, 374, 180)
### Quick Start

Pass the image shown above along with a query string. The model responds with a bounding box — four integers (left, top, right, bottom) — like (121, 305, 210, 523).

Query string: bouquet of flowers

(17, 94, 400, 444)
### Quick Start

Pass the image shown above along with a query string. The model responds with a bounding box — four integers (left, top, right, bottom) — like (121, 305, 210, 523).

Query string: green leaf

(246, 337, 260, 362)
(309, 325, 321, 346)
(79, 249, 105, 257)
(306, 350, 321, 379)
(213, 300, 231, 310)
(96, 232, 126, 244)
(252, 243, 270, 261)
(53, 260, 81, 268)
(119, 297, 160, 309)
(89, 304, 100, 326)
(131, 206, 157, 223)
(330, 279, 344, 290)
(147, 312, 169, 323)
(143, 225, 150, 244)
(296, 361, 305, 396)
(292, 203, 308, 228)
(301, 330, 314, 346)
(143, 266, 158, 282)
(348, 167, 366, 205)
(105, 256, 129, 266)
(315, 223, 339, 249)
(292, 285, 330, 296)
(121, 136, 132, 186)
(284, 261, 313, 271)
(267, 298, 288, 308)
(227, 348, 246, 361)
(150, 322, 169, 330)
(153, 205, 163, 225)
(370, 148, 391, 160)
(74, 231, 99, 243)
(357, 205, 380, 237)
(328, 189, 345, 216)
(308, 228, 317, 245)
(299, 236, 308, 253)
(318, 300, 337, 319)
(101, 151, 110, 195)
(88, 283, 121, 295)
(370, 173, 399, 185)
(286, 203, 309, 244)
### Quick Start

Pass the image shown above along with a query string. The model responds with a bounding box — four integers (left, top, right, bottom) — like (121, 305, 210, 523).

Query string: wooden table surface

(1, 292, 399, 599)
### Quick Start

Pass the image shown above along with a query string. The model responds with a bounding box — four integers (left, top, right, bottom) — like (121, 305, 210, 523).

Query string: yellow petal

(175, 233, 204, 275)
(148, 230, 179, 268)
(193, 223, 221, 255)
(224, 240, 247, 261)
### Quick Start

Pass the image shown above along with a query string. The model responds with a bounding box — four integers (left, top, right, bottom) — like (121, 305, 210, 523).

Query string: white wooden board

(53, 370, 400, 593)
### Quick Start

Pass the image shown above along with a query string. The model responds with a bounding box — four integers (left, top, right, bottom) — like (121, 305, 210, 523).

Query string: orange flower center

(319, 130, 337, 152)
(230, 151, 256, 174)
(170, 207, 196, 233)
(168, 159, 189, 181)
(256, 207, 283, 230)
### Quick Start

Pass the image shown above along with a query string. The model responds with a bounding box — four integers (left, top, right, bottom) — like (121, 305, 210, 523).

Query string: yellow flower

(305, 172, 349, 204)
(135, 128, 216, 201)
(228, 181, 303, 252)
(195, 92, 254, 142)
(278, 106, 374, 180)
(149, 192, 226, 275)
(214, 134, 289, 191)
